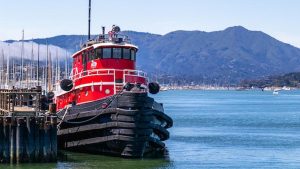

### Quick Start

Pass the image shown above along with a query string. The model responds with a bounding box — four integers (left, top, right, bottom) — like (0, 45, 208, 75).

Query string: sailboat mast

(6, 44, 10, 87)
(47, 51, 52, 91)
(20, 30, 24, 88)
(45, 42, 48, 92)
(12, 58, 15, 84)
(65, 50, 68, 79)
(37, 44, 40, 86)
(55, 49, 59, 82)
(0, 49, 4, 88)
(30, 40, 34, 86)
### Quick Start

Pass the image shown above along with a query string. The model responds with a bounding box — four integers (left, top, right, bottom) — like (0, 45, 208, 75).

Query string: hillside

(241, 72, 300, 88)
(5, 26, 300, 85)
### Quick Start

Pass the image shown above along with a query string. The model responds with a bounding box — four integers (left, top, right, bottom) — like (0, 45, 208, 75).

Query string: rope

(57, 105, 71, 129)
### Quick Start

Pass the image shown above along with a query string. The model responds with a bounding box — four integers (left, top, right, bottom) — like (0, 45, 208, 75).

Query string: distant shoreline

(160, 85, 297, 91)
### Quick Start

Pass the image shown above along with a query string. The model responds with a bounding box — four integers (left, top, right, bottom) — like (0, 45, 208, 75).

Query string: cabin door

(83, 52, 87, 75)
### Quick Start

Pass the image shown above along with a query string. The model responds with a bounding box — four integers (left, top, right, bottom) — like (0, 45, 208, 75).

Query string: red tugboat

(53, 0, 172, 158)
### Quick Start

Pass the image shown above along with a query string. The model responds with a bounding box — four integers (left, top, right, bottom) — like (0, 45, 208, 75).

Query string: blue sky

(0, 0, 300, 47)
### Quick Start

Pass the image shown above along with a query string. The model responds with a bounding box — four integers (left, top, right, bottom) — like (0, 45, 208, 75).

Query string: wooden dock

(0, 87, 57, 163)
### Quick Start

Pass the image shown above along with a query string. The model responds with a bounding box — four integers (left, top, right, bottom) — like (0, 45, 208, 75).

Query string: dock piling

(0, 87, 57, 163)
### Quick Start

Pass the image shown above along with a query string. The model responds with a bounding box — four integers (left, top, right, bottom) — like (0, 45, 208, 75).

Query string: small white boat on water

(273, 89, 281, 95)
(282, 86, 291, 91)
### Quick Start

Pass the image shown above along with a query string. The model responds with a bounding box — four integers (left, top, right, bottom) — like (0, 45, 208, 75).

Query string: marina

(1, 0, 300, 168)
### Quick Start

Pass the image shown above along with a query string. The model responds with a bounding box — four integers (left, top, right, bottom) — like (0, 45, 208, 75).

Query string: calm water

(2, 90, 300, 169)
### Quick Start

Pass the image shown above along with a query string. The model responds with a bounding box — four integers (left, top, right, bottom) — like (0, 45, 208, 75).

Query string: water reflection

(0, 151, 171, 169)
(1, 90, 300, 168)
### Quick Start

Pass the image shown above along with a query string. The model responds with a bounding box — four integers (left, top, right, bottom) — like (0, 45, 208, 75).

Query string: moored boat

(52, 0, 172, 158)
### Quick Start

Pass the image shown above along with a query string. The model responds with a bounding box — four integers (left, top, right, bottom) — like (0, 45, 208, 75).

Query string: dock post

(43, 119, 51, 162)
(26, 116, 35, 162)
(10, 117, 16, 163)
(3, 117, 10, 163)
(0, 87, 58, 163)
(50, 116, 57, 161)
(0, 117, 3, 162)
(38, 117, 45, 162)
(16, 118, 20, 163)
(16, 118, 27, 163)
(34, 117, 40, 162)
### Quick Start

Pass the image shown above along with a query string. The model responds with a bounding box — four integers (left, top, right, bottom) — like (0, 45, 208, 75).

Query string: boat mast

(42, 67, 45, 90)
(45, 42, 48, 92)
(65, 50, 68, 79)
(37, 44, 40, 86)
(20, 30, 24, 88)
(55, 50, 57, 82)
(12, 58, 15, 84)
(88, 0, 91, 40)
(47, 50, 52, 92)
(6, 44, 10, 88)
(0, 49, 4, 88)
(30, 40, 34, 86)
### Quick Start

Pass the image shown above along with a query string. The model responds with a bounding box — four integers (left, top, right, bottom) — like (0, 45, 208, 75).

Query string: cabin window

(95, 48, 102, 59)
(82, 52, 87, 64)
(113, 48, 122, 59)
(123, 48, 130, 59)
(103, 48, 112, 59)
(78, 55, 82, 62)
(88, 50, 95, 61)
(130, 49, 136, 61)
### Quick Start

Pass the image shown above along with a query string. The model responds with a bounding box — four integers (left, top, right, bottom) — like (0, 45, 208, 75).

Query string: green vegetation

(241, 72, 300, 88)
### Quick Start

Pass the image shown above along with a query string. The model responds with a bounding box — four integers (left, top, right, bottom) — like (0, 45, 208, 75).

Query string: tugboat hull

(57, 92, 172, 157)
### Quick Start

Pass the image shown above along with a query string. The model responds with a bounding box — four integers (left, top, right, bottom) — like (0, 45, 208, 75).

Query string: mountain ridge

(4, 26, 300, 85)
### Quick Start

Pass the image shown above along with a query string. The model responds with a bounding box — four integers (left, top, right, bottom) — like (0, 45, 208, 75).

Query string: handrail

(72, 69, 116, 82)
(55, 69, 147, 95)
(71, 69, 147, 81)
(123, 69, 148, 85)
(89, 33, 131, 44)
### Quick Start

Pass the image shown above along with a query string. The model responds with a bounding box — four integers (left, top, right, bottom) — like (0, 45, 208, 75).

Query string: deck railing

(55, 69, 147, 95)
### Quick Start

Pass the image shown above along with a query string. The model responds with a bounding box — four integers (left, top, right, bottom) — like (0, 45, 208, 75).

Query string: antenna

(88, 0, 91, 40)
